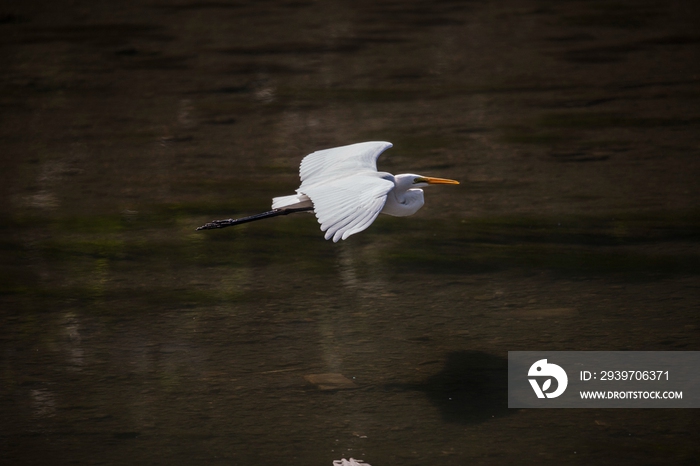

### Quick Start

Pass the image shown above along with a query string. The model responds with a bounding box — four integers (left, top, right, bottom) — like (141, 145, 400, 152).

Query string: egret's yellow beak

(416, 176, 460, 185)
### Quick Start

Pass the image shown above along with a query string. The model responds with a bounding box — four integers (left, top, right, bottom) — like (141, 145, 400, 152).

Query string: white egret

(197, 141, 459, 242)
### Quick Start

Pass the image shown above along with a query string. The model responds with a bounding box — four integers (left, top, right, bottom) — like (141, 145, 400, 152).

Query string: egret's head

(392, 174, 460, 191)
(411, 175, 460, 188)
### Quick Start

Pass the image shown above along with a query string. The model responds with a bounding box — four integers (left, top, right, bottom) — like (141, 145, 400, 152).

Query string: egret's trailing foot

(196, 207, 314, 230)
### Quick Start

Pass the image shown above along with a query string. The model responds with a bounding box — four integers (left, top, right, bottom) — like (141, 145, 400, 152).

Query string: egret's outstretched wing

(299, 141, 392, 188)
(301, 173, 394, 242)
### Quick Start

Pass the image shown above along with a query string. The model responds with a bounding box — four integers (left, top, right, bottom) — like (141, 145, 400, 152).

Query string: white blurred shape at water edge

(332, 458, 371, 466)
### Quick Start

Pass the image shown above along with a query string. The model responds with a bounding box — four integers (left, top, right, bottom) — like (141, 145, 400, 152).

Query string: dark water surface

(1, 0, 699, 464)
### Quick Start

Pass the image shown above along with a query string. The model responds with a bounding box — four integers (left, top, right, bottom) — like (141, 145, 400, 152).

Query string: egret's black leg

(196, 207, 314, 230)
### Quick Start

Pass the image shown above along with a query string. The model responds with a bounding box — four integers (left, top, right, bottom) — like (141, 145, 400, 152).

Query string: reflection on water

(388, 351, 510, 425)
(62, 311, 85, 369)
(1, 0, 699, 464)
(30, 388, 57, 419)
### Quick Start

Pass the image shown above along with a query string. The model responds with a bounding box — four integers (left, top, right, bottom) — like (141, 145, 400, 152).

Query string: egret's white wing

(299, 141, 392, 188)
(301, 173, 394, 242)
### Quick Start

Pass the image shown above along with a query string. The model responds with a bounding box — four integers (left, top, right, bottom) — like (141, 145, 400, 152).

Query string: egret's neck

(380, 174, 425, 217)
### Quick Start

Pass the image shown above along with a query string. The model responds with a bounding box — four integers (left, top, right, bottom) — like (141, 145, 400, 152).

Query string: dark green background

(1, 0, 699, 464)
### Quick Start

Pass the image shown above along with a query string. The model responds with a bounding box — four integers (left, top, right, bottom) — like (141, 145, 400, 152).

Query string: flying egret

(196, 141, 459, 242)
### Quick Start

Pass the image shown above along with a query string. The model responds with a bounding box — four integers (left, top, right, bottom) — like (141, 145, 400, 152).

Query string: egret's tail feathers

(196, 207, 313, 230)
(271, 194, 313, 210)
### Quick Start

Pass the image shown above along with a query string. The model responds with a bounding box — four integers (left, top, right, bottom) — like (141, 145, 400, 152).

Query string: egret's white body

(197, 141, 459, 241)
